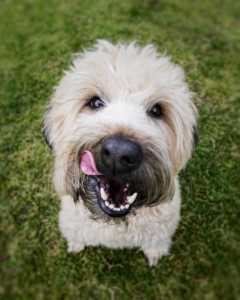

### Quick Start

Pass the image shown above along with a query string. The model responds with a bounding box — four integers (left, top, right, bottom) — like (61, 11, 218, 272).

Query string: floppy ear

(42, 125, 52, 150)
(42, 107, 53, 150)
(192, 125, 199, 152)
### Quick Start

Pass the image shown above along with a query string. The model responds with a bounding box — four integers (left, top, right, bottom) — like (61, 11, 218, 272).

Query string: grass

(0, 0, 239, 299)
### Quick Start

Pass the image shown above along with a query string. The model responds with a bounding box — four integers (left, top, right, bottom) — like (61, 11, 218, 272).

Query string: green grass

(0, 0, 239, 299)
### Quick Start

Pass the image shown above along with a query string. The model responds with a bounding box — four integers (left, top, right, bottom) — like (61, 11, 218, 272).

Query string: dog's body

(59, 179, 180, 265)
(44, 40, 197, 265)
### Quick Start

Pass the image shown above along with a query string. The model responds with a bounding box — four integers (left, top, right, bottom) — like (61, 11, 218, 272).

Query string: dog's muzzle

(80, 136, 143, 217)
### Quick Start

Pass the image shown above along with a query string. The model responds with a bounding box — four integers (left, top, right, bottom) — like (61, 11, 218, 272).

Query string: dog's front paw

(67, 241, 85, 253)
(147, 254, 160, 266)
(144, 247, 169, 266)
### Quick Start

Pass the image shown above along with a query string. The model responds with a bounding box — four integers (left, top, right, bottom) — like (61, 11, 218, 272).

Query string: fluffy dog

(43, 40, 198, 265)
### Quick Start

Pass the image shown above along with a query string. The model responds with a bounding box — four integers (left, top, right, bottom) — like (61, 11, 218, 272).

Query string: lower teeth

(106, 203, 129, 211)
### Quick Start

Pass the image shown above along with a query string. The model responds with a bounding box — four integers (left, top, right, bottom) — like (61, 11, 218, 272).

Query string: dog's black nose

(100, 136, 143, 175)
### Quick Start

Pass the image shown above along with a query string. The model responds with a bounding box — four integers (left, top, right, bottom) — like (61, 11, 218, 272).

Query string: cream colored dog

(43, 40, 198, 265)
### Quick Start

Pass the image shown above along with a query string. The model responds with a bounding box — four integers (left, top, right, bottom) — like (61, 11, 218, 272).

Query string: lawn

(0, 0, 239, 299)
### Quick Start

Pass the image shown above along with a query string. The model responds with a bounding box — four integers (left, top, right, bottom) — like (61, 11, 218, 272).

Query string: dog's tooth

(100, 187, 108, 201)
(105, 201, 110, 207)
(109, 204, 114, 209)
(125, 204, 130, 209)
(126, 192, 137, 204)
(120, 205, 125, 210)
(114, 207, 119, 211)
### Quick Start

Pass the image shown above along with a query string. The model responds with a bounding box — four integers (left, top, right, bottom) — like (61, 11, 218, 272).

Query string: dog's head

(43, 40, 198, 220)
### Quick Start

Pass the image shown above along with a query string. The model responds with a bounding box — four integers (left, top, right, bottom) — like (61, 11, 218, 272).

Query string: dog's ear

(192, 125, 199, 152)
(42, 106, 53, 150)
(42, 125, 52, 150)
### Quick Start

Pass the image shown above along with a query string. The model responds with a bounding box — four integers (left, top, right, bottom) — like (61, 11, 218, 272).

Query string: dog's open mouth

(80, 151, 138, 217)
(97, 177, 137, 216)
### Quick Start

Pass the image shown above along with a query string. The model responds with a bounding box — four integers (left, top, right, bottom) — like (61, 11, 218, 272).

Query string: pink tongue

(80, 150, 102, 176)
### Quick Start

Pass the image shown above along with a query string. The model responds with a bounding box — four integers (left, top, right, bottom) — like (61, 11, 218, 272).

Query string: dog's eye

(148, 103, 163, 119)
(86, 96, 105, 110)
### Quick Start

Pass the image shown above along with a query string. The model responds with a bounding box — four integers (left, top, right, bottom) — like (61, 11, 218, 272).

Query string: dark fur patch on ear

(192, 125, 199, 151)
(42, 126, 52, 150)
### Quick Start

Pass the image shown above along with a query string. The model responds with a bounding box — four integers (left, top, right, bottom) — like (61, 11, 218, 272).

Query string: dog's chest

(80, 220, 141, 248)
(59, 196, 164, 249)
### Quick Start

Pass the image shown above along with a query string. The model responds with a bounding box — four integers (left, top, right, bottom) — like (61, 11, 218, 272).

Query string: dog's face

(43, 40, 197, 220)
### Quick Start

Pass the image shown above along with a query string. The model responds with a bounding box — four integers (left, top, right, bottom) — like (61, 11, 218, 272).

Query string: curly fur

(43, 40, 197, 265)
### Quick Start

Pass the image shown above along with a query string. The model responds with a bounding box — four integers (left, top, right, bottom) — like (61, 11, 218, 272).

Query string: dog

(43, 40, 198, 266)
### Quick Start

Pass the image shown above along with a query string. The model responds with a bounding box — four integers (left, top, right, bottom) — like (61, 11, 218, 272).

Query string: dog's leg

(67, 240, 85, 253)
(141, 181, 181, 266)
(59, 195, 86, 253)
(141, 194, 180, 266)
